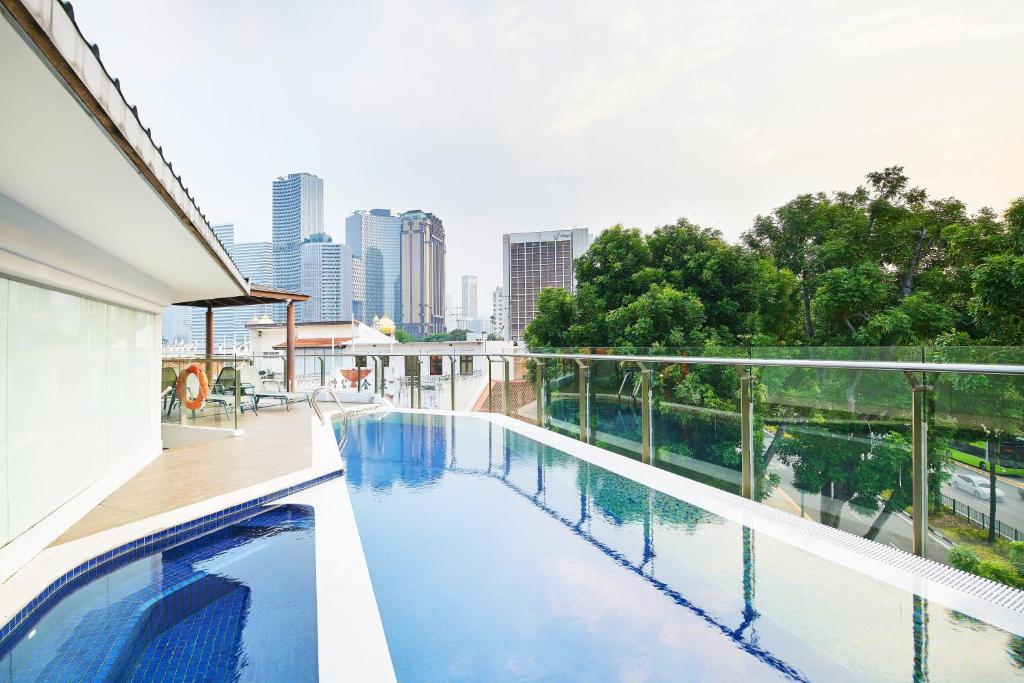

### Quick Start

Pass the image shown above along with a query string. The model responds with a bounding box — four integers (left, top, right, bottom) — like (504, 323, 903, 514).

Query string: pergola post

(286, 300, 296, 391)
(204, 306, 214, 378)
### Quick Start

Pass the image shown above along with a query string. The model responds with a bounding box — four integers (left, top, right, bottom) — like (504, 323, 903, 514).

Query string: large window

(429, 355, 443, 376)
(0, 277, 156, 546)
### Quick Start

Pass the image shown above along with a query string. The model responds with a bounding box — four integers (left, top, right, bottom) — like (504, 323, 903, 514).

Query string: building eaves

(0, 0, 248, 293)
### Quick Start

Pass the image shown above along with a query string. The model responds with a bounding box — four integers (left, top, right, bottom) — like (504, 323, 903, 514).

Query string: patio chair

(251, 377, 313, 412)
(162, 366, 178, 416)
(207, 365, 258, 415)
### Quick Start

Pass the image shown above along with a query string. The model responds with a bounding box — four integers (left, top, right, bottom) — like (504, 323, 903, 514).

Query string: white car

(952, 473, 1006, 500)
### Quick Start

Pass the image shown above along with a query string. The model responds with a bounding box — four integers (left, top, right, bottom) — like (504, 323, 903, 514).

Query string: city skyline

(68, 1, 1024, 310)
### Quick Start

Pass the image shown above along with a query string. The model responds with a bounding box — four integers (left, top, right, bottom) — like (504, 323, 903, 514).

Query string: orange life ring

(176, 363, 210, 410)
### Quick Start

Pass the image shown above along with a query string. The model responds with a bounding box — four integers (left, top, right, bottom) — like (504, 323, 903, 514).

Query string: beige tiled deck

(51, 406, 320, 546)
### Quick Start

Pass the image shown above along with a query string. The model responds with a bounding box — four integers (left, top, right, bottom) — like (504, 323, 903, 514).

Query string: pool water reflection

(343, 412, 1024, 682)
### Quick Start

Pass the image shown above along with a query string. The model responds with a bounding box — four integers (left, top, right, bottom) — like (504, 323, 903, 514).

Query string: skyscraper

(491, 285, 508, 340)
(300, 233, 353, 322)
(346, 209, 401, 323)
(502, 228, 590, 341)
(400, 210, 446, 336)
(161, 305, 193, 344)
(187, 225, 274, 345)
(273, 173, 324, 313)
(461, 274, 478, 319)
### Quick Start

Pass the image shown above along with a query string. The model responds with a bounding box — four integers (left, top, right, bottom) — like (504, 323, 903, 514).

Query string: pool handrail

(310, 386, 350, 451)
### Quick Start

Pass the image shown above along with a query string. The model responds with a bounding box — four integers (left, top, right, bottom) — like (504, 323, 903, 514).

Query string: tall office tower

(346, 209, 401, 323)
(350, 257, 365, 320)
(230, 240, 273, 331)
(161, 305, 193, 344)
(491, 285, 508, 340)
(461, 274, 478, 319)
(273, 173, 324, 315)
(400, 210, 446, 336)
(188, 227, 274, 345)
(212, 222, 235, 248)
(300, 233, 352, 322)
(502, 228, 590, 341)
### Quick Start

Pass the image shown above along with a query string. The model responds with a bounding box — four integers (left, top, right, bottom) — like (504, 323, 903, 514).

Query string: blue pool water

(343, 412, 1024, 682)
(0, 505, 317, 682)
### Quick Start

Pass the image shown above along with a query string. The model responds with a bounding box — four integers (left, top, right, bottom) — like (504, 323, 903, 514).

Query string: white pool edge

(280, 478, 396, 682)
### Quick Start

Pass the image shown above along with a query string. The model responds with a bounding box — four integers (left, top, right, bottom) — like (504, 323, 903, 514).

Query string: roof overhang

(0, 0, 248, 306)
(174, 285, 309, 309)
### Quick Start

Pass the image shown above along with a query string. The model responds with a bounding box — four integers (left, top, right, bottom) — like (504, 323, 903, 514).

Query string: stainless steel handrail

(229, 349, 1024, 376)
(310, 386, 350, 451)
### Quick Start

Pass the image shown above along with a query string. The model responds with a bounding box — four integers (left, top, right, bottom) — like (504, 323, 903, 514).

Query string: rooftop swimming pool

(343, 411, 1024, 682)
(0, 505, 317, 682)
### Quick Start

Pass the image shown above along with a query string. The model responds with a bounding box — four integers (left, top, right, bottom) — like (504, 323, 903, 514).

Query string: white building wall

(0, 277, 157, 547)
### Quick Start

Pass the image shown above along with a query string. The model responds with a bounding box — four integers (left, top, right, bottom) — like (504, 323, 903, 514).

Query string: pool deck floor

(51, 405, 325, 546)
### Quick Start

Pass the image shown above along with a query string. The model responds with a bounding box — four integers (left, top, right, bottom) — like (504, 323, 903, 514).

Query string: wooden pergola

(174, 284, 310, 390)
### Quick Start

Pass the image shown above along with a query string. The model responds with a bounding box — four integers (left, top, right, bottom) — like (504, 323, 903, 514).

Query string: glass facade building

(346, 209, 401, 324)
(186, 224, 273, 346)
(300, 234, 353, 322)
(273, 173, 324, 318)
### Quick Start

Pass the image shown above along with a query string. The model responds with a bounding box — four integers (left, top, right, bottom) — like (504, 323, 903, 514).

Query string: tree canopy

(526, 166, 1024, 350)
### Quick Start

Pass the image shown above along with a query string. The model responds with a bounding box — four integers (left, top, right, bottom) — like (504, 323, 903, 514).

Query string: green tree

(605, 283, 704, 349)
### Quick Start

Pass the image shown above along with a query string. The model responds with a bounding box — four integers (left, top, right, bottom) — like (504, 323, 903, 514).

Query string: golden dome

(377, 316, 396, 336)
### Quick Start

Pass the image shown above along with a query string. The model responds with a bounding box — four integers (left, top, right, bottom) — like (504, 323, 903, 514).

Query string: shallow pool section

(0, 505, 317, 682)
(343, 412, 1024, 682)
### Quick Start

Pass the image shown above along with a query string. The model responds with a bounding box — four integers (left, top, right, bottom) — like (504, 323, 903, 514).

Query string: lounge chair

(251, 377, 313, 412)
(207, 366, 258, 415)
(162, 366, 178, 416)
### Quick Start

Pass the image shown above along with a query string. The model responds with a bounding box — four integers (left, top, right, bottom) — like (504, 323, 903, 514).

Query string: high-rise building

(346, 209, 401, 323)
(461, 275, 478, 319)
(400, 210, 446, 336)
(300, 233, 353, 322)
(161, 305, 193, 344)
(491, 285, 508, 340)
(273, 173, 324, 314)
(502, 228, 590, 341)
(187, 224, 274, 345)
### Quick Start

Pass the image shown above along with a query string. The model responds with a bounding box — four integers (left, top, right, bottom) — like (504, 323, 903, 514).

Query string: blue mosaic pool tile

(0, 468, 341, 650)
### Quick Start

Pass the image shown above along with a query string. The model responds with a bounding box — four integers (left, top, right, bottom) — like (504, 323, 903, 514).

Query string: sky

(73, 0, 1024, 317)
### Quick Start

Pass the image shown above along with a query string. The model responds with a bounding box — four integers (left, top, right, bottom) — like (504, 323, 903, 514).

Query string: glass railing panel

(544, 357, 581, 439)
(757, 347, 921, 557)
(926, 346, 1024, 580)
(650, 347, 747, 496)
(585, 358, 644, 462)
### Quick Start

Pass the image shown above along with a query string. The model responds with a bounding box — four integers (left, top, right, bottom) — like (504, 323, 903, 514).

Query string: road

(758, 429, 1024, 561)
(944, 463, 1024, 531)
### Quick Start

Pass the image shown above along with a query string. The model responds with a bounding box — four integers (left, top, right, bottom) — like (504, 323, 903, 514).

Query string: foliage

(522, 164, 1024, 553)
(948, 545, 982, 573)
(393, 329, 413, 343)
(421, 328, 471, 342)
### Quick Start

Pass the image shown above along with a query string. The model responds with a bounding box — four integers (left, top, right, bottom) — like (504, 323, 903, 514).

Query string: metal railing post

(450, 355, 457, 411)
(503, 356, 511, 416)
(912, 382, 933, 556)
(487, 357, 493, 412)
(535, 359, 545, 427)
(637, 361, 652, 464)
(417, 356, 424, 409)
(234, 357, 241, 432)
(575, 359, 590, 443)
(740, 371, 755, 499)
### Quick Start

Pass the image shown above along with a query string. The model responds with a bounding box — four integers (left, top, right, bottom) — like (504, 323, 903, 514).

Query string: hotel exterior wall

(0, 277, 158, 548)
